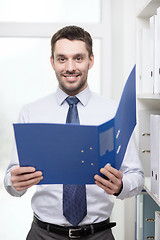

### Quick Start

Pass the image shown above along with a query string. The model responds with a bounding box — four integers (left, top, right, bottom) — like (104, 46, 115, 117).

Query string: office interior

(0, 0, 158, 239)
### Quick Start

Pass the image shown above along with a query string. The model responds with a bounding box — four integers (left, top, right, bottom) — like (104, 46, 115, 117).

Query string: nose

(65, 59, 76, 72)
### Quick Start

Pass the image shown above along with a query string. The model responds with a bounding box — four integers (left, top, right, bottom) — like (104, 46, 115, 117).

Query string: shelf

(136, 1, 160, 238)
(137, 94, 160, 110)
(137, 93, 160, 100)
(144, 177, 160, 207)
(137, 0, 160, 18)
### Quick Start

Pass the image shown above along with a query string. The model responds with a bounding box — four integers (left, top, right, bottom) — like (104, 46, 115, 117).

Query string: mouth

(62, 73, 80, 82)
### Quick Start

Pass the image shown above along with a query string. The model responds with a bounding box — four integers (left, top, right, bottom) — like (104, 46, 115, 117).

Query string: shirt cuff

(116, 173, 144, 200)
(4, 172, 27, 197)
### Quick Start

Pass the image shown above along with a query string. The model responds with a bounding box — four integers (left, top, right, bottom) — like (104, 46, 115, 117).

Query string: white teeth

(66, 76, 76, 79)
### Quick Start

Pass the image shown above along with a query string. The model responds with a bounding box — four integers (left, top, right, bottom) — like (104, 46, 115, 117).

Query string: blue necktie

(63, 96, 87, 226)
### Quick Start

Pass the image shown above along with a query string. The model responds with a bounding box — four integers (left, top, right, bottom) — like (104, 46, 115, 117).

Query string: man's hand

(94, 164, 123, 195)
(11, 165, 43, 191)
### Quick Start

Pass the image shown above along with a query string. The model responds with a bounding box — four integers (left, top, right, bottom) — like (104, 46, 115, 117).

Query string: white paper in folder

(155, 211, 160, 240)
(150, 114, 160, 200)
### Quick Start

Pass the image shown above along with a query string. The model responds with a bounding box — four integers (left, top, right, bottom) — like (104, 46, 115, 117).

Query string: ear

(89, 54, 94, 69)
(50, 56, 55, 70)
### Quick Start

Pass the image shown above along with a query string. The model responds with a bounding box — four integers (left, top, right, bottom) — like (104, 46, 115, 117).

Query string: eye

(58, 57, 66, 63)
(76, 56, 83, 62)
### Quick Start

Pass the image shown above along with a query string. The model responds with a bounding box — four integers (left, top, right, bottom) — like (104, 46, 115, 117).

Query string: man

(4, 26, 144, 240)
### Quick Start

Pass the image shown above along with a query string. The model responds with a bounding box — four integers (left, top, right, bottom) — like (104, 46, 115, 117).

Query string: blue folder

(13, 65, 136, 184)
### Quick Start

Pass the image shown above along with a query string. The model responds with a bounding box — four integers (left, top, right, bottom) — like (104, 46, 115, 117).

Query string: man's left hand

(94, 164, 123, 195)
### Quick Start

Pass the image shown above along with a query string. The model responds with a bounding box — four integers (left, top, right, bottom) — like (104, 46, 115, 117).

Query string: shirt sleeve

(4, 108, 28, 197)
(116, 133, 144, 200)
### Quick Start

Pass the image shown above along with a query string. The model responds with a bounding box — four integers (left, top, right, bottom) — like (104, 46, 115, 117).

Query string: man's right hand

(11, 165, 43, 191)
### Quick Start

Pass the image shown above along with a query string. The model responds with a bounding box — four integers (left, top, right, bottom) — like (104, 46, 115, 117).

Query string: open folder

(13, 65, 136, 184)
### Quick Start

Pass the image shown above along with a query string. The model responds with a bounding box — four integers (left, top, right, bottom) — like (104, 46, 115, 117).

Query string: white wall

(110, 1, 137, 240)
(111, 0, 136, 102)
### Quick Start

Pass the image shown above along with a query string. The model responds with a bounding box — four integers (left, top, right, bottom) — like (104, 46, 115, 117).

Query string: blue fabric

(66, 97, 80, 124)
(63, 96, 87, 226)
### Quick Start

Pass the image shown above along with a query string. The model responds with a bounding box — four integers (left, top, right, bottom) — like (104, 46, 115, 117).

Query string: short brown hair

(51, 26, 93, 58)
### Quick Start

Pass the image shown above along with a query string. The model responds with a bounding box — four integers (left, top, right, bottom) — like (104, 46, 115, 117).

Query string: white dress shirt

(4, 86, 144, 226)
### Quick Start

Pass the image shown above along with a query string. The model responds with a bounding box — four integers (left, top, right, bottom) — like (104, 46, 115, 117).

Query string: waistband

(33, 216, 116, 239)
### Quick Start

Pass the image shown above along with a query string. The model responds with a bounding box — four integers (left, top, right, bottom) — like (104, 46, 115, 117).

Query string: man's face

(50, 39, 94, 95)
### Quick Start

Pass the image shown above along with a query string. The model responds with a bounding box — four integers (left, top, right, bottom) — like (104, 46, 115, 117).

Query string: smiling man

(50, 38, 94, 96)
(4, 26, 144, 240)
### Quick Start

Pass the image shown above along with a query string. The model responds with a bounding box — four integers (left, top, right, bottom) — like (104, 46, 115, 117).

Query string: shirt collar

(56, 86, 91, 106)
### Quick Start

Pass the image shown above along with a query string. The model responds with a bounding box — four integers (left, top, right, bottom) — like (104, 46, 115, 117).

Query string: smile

(63, 74, 80, 77)
(62, 74, 81, 82)
(66, 76, 77, 79)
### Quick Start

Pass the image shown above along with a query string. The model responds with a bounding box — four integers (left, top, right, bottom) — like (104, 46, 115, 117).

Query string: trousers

(26, 221, 115, 240)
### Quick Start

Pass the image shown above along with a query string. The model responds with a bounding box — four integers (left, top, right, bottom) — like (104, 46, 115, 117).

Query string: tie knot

(66, 96, 79, 106)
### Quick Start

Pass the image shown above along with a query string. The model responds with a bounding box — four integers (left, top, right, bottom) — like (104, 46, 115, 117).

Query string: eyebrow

(55, 54, 65, 58)
(55, 53, 87, 59)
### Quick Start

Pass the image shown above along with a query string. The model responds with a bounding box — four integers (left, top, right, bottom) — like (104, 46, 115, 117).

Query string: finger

(100, 168, 117, 183)
(94, 174, 120, 194)
(13, 176, 43, 191)
(94, 174, 112, 187)
(104, 164, 121, 177)
(11, 166, 36, 176)
(100, 167, 123, 191)
(101, 165, 123, 181)
(95, 179, 114, 195)
(11, 171, 43, 183)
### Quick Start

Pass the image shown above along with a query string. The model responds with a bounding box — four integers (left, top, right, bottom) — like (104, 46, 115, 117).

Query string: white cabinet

(136, 0, 160, 177)
(136, 0, 160, 239)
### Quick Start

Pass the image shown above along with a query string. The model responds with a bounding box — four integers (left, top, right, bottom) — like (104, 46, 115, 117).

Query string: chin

(59, 79, 87, 94)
